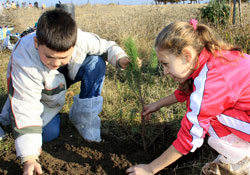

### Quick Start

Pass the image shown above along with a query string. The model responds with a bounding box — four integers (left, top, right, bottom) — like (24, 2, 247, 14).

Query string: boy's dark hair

(36, 9, 77, 52)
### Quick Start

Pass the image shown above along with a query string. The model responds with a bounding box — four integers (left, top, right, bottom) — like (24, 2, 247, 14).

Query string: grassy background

(0, 3, 250, 174)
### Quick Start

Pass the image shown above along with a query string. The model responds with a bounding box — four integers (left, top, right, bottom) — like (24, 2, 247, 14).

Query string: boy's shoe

(202, 155, 250, 175)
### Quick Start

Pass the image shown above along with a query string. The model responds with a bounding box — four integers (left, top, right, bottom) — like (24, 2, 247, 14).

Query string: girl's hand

(141, 102, 160, 120)
(126, 164, 154, 175)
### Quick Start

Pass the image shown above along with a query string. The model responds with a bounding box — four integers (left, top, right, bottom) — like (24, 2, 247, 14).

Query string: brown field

(0, 3, 250, 175)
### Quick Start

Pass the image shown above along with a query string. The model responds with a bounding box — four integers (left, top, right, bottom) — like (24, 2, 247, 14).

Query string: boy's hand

(126, 164, 154, 175)
(23, 159, 42, 175)
(118, 56, 130, 69)
(118, 57, 142, 69)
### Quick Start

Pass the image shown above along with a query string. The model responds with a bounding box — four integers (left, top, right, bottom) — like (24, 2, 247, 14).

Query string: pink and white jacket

(173, 48, 250, 155)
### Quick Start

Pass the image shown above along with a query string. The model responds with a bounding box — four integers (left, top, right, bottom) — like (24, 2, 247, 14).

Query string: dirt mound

(0, 114, 216, 175)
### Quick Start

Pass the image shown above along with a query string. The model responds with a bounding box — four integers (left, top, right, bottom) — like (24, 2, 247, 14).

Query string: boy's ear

(34, 37, 38, 49)
(182, 48, 193, 63)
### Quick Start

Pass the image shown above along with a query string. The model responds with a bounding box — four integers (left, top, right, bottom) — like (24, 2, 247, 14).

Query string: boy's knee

(84, 56, 106, 73)
(43, 126, 60, 142)
(42, 114, 60, 142)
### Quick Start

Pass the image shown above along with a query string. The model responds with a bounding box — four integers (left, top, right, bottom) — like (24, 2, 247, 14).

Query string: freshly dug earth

(0, 114, 216, 175)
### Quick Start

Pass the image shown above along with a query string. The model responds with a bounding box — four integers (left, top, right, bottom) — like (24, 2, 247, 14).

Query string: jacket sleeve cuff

(21, 155, 39, 164)
(15, 133, 42, 159)
(107, 45, 128, 68)
(174, 89, 188, 102)
(172, 138, 190, 155)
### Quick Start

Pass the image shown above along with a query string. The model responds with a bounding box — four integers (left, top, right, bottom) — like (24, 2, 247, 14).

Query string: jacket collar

(188, 48, 211, 80)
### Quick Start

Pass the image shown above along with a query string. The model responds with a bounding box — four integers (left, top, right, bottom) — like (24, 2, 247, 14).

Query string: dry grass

(0, 4, 209, 114)
(3, 3, 249, 57)
(1, 2, 250, 129)
(1, 8, 43, 32)
(1, 3, 250, 120)
(75, 4, 205, 59)
(2, 4, 206, 58)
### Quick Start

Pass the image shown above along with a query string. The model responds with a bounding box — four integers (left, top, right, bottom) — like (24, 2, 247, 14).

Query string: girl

(126, 19, 250, 175)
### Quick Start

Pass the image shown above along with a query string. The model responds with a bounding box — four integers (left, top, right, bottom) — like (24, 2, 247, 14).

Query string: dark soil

(0, 113, 217, 175)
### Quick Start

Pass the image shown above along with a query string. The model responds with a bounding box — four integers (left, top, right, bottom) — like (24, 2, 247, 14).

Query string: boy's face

(34, 37, 74, 70)
(156, 48, 195, 84)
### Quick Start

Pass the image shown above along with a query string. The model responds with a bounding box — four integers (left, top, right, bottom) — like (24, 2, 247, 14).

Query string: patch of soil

(0, 114, 217, 175)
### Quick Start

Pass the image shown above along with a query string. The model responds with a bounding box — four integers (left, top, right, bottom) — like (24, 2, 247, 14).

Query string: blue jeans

(42, 113, 60, 142)
(42, 55, 106, 142)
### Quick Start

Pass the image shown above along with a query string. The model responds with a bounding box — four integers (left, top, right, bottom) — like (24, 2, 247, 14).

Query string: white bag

(3, 33, 20, 50)
(69, 95, 103, 142)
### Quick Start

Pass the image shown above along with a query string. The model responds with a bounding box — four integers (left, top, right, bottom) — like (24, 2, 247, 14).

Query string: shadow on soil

(0, 111, 217, 175)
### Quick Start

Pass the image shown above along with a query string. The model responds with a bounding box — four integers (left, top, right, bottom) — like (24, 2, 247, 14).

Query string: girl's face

(156, 48, 196, 83)
(34, 37, 74, 70)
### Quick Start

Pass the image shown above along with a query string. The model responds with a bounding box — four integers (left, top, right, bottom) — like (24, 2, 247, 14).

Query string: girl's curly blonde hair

(155, 21, 242, 93)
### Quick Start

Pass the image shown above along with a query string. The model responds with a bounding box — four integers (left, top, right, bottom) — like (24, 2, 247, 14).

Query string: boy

(0, 9, 130, 175)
